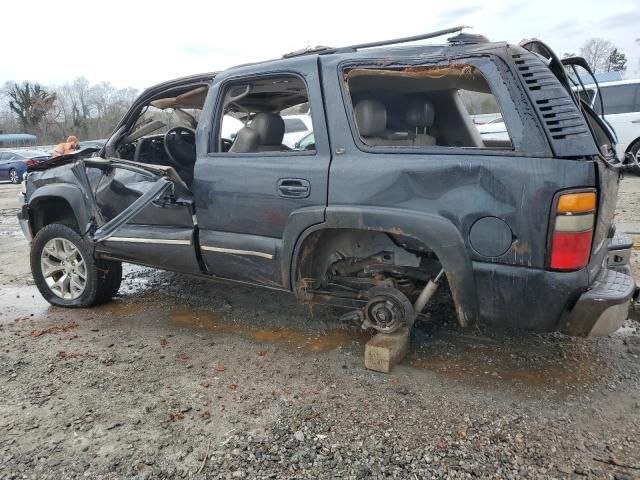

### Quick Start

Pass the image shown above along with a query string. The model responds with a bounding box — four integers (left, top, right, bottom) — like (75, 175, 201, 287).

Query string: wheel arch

(625, 136, 640, 154)
(28, 184, 92, 235)
(289, 206, 479, 327)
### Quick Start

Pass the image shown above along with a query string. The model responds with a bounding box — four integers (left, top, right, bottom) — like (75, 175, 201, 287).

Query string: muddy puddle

(0, 283, 614, 393)
(0, 285, 52, 324)
(407, 334, 608, 393)
(169, 306, 370, 352)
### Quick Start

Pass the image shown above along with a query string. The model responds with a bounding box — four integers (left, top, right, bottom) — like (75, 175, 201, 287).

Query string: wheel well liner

(291, 206, 478, 327)
(29, 184, 91, 235)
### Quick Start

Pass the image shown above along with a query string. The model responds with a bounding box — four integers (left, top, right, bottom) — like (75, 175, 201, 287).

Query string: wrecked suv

(18, 28, 639, 336)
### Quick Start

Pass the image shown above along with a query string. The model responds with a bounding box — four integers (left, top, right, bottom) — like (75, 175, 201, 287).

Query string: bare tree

(579, 38, 615, 73)
(2, 77, 138, 144)
(6, 81, 56, 134)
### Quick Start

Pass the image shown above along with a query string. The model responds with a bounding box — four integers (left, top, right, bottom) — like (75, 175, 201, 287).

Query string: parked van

(578, 79, 640, 163)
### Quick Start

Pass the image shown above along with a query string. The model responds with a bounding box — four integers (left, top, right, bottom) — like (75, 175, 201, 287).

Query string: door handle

(632, 119, 640, 124)
(277, 178, 310, 198)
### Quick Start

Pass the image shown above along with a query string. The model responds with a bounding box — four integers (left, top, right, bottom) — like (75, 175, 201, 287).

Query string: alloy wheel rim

(40, 238, 87, 300)
(10, 170, 18, 183)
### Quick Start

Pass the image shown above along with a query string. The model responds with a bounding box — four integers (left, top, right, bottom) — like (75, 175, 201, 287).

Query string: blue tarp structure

(577, 71, 624, 86)
(0, 133, 37, 146)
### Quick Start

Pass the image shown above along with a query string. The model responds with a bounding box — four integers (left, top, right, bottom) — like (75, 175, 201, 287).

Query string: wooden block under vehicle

(364, 327, 410, 373)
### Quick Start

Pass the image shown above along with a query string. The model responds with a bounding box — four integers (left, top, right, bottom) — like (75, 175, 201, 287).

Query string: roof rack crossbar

(338, 25, 467, 52)
(283, 25, 467, 58)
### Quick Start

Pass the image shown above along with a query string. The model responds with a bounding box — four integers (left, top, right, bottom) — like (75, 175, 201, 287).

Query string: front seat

(250, 113, 291, 152)
(229, 125, 259, 153)
(406, 100, 436, 146)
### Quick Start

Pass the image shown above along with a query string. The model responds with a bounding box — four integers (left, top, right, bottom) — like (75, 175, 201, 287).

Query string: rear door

(192, 57, 331, 288)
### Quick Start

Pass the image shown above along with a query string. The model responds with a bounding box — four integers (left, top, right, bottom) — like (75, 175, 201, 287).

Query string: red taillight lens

(550, 231, 593, 270)
(22, 159, 37, 166)
(549, 191, 596, 271)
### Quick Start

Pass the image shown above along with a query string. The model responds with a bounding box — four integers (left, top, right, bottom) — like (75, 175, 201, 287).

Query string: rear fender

(292, 206, 478, 327)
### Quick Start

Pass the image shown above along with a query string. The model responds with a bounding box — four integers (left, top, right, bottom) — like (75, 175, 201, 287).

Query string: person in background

(51, 136, 80, 158)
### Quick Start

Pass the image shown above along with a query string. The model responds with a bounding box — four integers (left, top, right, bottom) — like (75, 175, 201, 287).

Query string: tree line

(0, 78, 139, 144)
(0, 37, 634, 146)
(564, 37, 629, 73)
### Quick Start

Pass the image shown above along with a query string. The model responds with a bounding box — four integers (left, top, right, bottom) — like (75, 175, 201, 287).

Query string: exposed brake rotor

(362, 287, 414, 334)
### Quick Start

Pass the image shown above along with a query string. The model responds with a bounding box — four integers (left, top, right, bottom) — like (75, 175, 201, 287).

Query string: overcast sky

(2, 0, 639, 89)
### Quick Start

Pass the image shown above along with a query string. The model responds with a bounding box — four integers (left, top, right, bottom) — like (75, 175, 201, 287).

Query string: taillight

(549, 191, 596, 271)
(22, 159, 37, 166)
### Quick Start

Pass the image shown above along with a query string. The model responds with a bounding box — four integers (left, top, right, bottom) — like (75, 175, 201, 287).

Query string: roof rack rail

(283, 25, 468, 58)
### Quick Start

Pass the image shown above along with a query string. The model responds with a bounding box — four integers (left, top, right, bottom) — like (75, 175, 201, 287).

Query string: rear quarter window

(341, 63, 513, 150)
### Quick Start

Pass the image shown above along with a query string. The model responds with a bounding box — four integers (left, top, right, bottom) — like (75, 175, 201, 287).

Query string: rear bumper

(561, 232, 637, 336)
(472, 231, 637, 335)
(560, 268, 635, 336)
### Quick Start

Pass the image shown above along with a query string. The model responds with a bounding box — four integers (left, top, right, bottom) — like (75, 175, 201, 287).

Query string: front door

(192, 57, 331, 288)
(85, 159, 201, 275)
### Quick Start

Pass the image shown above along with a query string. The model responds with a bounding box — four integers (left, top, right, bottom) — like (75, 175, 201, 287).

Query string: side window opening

(216, 75, 314, 154)
(343, 64, 512, 150)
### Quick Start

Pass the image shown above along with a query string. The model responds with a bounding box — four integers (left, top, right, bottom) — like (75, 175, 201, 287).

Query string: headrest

(229, 126, 259, 153)
(406, 100, 435, 127)
(251, 113, 285, 146)
(354, 99, 387, 137)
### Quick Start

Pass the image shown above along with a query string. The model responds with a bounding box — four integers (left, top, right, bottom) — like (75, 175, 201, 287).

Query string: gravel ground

(0, 178, 639, 480)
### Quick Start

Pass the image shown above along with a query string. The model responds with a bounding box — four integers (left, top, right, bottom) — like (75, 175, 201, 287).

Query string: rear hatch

(520, 40, 621, 280)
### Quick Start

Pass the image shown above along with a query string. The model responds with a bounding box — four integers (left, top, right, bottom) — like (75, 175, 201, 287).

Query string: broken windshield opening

(113, 84, 209, 187)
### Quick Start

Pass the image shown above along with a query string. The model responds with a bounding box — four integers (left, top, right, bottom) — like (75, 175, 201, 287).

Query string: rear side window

(343, 64, 512, 150)
(214, 74, 315, 154)
(600, 84, 640, 115)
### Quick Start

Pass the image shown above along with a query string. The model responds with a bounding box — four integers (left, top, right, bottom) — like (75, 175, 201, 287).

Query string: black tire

(30, 223, 122, 307)
(95, 261, 123, 304)
(627, 141, 640, 175)
(9, 168, 21, 184)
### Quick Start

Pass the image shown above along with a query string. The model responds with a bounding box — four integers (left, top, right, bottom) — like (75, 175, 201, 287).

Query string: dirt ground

(1, 178, 639, 480)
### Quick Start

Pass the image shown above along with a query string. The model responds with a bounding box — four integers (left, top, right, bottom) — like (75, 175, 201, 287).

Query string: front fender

(293, 205, 478, 327)
(28, 184, 93, 235)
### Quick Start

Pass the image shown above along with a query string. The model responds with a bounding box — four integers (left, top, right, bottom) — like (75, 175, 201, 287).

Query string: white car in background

(281, 114, 312, 148)
(577, 79, 640, 163)
(476, 117, 509, 143)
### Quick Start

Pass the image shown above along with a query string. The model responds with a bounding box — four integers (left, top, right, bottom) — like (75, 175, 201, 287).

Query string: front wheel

(9, 168, 21, 184)
(31, 223, 122, 307)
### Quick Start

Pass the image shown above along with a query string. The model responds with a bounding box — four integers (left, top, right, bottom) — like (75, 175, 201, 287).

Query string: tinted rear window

(600, 84, 640, 115)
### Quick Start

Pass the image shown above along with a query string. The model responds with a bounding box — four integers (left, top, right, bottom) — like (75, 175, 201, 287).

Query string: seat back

(229, 126, 260, 153)
(407, 100, 436, 146)
(251, 113, 290, 151)
(354, 99, 388, 146)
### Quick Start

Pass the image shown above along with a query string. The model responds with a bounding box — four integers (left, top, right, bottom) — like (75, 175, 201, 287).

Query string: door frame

(192, 56, 332, 289)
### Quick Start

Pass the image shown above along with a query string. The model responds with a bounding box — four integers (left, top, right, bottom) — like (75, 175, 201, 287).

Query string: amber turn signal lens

(557, 192, 596, 213)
